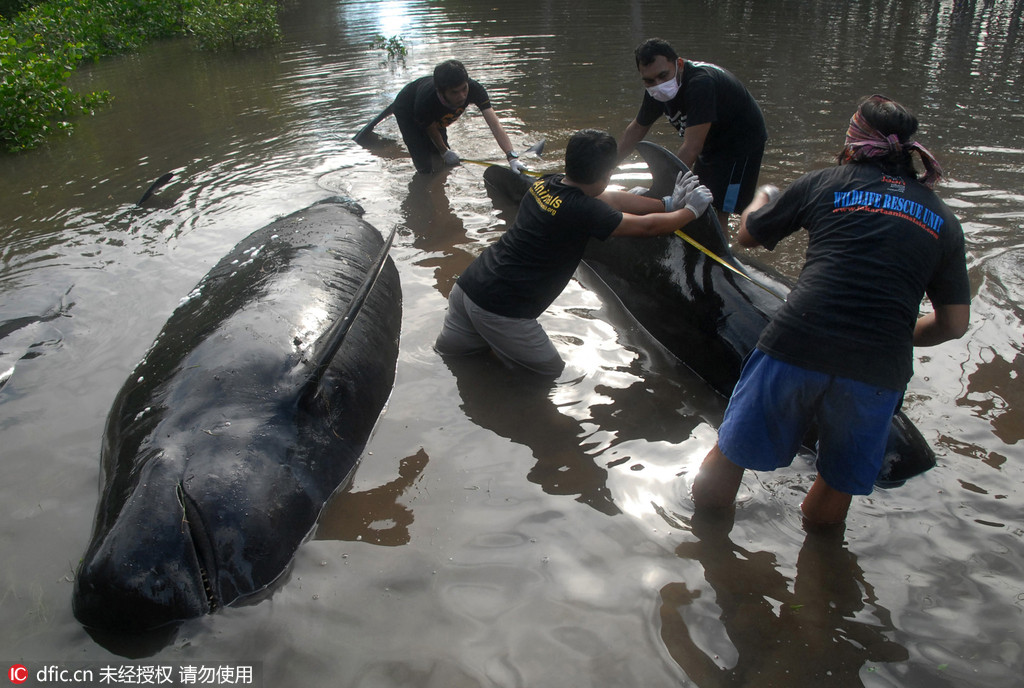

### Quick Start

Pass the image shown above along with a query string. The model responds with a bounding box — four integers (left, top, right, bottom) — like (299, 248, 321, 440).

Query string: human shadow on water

(443, 353, 620, 516)
(400, 168, 481, 298)
(660, 512, 912, 687)
(315, 449, 429, 545)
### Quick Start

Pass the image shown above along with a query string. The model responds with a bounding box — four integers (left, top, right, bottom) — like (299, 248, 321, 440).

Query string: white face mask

(646, 63, 680, 102)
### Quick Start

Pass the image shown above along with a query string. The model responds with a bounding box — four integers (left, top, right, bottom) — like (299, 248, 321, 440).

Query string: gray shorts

(434, 284, 564, 377)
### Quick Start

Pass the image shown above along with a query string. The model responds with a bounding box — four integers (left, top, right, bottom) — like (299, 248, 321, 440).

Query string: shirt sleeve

(635, 92, 665, 127)
(580, 197, 624, 241)
(683, 71, 717, 127)
(469, 80, 492, 110)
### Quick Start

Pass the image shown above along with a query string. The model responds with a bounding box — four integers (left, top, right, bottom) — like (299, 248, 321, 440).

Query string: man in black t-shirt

(375, 60, 526, 174)
(691, 95, 971, 530)
(618, 38, 767, 230)
(435, 129, 714, 377)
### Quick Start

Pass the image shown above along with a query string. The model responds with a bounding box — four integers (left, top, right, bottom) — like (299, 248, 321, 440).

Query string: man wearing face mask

(384, 59, 526, 175)
(618, 38, 767, 229)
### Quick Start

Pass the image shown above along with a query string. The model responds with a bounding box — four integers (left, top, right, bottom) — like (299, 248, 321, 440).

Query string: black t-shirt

(636, 60, 767, 157)
(746, 163, 971, 389)
(392, 76, 492, 130)
(458, 174, 623, 319)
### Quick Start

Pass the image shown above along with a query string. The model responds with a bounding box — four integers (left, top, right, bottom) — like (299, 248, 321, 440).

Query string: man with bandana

(384, 59, 526, 175)
(618, 38, 767, 230)
(691, 95, 971, 530)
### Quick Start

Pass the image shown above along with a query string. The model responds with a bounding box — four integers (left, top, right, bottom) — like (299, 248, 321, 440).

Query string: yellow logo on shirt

(528, 179, 562, 216)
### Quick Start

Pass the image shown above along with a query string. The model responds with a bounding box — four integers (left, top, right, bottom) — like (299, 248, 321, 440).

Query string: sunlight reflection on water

(0, 1, 1021, 686)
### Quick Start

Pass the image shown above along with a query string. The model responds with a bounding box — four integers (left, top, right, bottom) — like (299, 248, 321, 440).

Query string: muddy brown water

(1, 1, 1022, 686)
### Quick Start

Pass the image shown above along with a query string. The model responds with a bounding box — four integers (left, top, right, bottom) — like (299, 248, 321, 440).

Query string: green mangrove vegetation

(1, 0, 282, 153)
(371, 33, 407, 64)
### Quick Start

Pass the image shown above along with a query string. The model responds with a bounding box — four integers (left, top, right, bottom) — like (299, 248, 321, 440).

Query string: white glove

(442, 149, 461, 166)
(510, 158, 528, 175)
(664, 171, 699, 211)
(683, 184, 714, 217)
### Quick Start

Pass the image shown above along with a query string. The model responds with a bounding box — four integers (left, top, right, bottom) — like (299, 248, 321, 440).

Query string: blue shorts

(717, 349, 902, 495)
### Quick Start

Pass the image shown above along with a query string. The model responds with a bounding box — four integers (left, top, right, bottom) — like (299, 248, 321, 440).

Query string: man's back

(747, 162, 969, 389)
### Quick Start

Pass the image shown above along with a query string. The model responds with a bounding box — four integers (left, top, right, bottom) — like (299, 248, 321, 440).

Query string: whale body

(482, 142, 935, 487)
(73, 197, 402, 631)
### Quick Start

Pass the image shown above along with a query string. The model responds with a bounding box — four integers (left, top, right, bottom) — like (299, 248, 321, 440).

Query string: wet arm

(598, 189, 667, 215)
(617, 119, 651, 161)
(914, 304, 970, 346)
(677, 122, 710, 169)
(480, 108, 515, 157)
(610, 206, 698, 238)
(426, 122, 449, 153)
(736, 185, 775, 247)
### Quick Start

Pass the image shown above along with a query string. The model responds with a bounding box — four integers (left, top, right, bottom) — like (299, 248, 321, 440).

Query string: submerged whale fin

(138, 173, 174, 207)
(299, 219, 399, 406)
(876, 411, 937, 487)
(524, 139, 546, 157)
(483, 164, 533, 203)
(353, 103, 396, 144)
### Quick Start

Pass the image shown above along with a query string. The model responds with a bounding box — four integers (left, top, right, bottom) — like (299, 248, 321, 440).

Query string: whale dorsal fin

(634, 141, 741, 268)
(299, 222, 398, 406)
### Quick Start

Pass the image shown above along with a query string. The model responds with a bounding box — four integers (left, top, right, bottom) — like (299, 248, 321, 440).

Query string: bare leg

(800, 474, 852, 529)
(692, 443, 745, 510)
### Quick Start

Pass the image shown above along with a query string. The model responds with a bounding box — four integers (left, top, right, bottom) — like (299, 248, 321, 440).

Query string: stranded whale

(482, 142, 935, 487)
(73, 197, 402, 631)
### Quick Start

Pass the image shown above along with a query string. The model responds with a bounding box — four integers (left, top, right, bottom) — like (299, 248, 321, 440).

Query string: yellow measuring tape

(462, 159, 542, 176)
(467, 156, 784, 300)
(673, 228, 784, 299)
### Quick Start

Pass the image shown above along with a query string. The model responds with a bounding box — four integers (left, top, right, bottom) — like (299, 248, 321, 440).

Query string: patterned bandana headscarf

(839, 96, 944, 188)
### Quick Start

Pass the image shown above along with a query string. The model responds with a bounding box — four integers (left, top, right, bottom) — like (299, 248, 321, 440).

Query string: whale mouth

(73, 481, 215, 631)
(176, 482, 219, 612)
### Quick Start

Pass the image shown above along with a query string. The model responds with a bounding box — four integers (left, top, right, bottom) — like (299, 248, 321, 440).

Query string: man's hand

(510, 158, 528, 175)
(665, 170, 700, 211)
(442, 149, 461, 166)
(683, 184, 713, 217)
